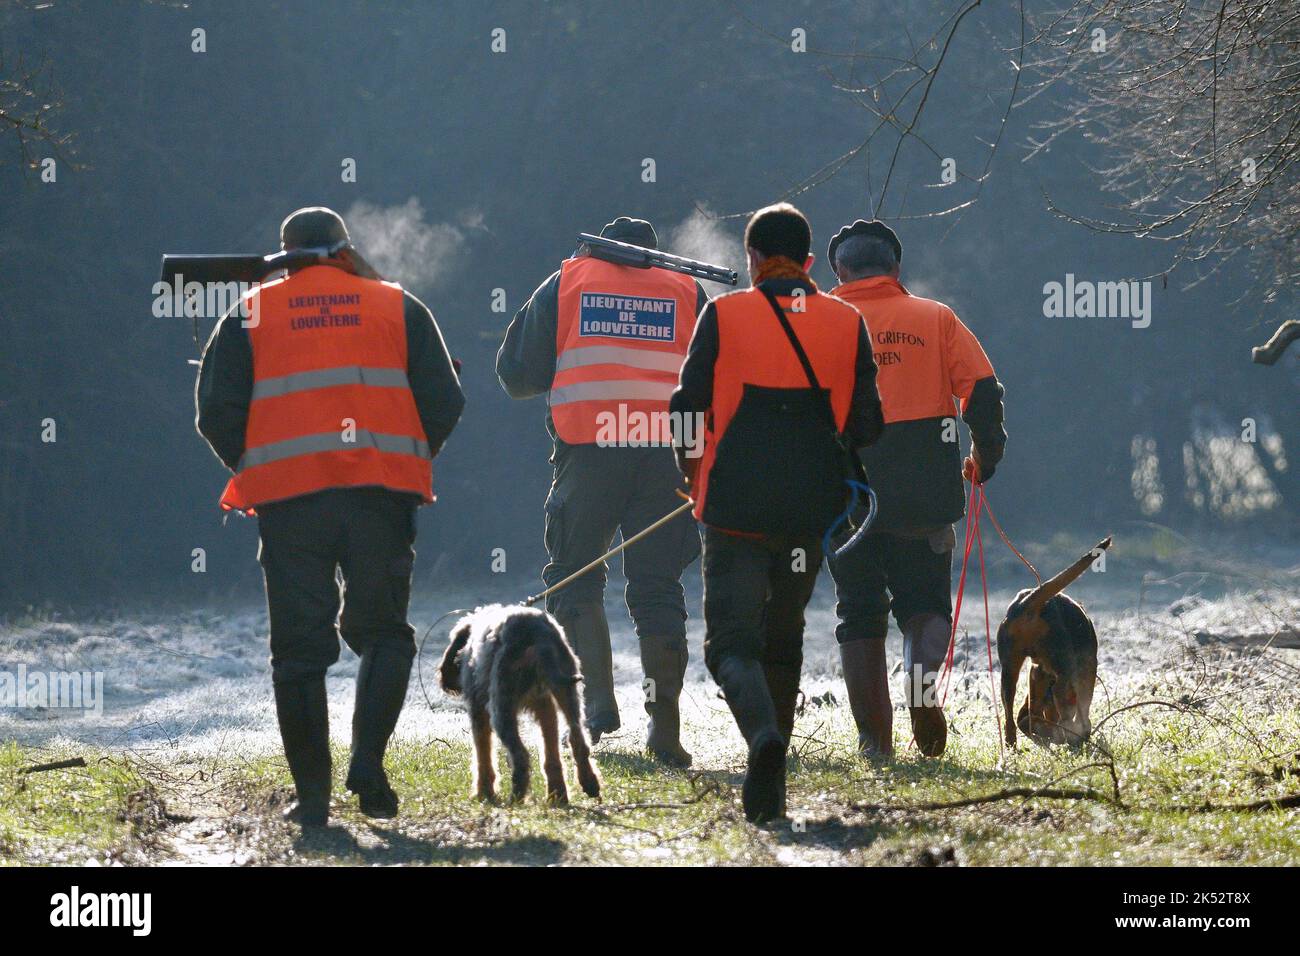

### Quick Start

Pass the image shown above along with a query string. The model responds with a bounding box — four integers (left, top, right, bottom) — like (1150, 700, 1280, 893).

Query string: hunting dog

(439, 604, 601, 804)
(998, 537, 1111, 748)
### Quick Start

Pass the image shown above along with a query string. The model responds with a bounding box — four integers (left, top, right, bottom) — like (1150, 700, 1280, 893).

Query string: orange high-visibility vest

(831, 275, 994, 424)
(693, 286, 863, 525)
(220, 265, 433, 513)
(550, 256, 698, 445)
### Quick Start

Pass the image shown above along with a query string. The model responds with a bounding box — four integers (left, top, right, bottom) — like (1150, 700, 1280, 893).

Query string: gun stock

(159, 242, 354, 286)
(159, 254, 272, 285)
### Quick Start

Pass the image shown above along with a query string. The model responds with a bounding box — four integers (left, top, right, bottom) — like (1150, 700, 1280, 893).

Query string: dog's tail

(536, 633, 583, 692)
(439, 621, 472, 695)
(1023, 536, 1112, 616)
(519, 616, 584, 691)
(498, 614, 583, 690)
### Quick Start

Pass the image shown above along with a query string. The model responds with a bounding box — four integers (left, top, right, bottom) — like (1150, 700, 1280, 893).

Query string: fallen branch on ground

(851, 785, 1112, 813)
(19, 757, 86, 775)
(1194, 629, 1300, 650)
(850, 787, 1300, 815)
(1183, 793, 1300, 813)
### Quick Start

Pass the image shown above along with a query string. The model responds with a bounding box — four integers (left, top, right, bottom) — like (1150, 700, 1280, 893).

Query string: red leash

(934, 480, 1036, 757)
(982, 491, 1040, 585)
(973, 495, 1002, 759)
(937, 480, 981, 707)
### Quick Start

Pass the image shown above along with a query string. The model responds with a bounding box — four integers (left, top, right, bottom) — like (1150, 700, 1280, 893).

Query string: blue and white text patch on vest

(579, 292, 676, 341)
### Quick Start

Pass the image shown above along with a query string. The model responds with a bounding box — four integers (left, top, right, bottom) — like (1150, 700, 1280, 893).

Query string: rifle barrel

(578, 233, 738, 285)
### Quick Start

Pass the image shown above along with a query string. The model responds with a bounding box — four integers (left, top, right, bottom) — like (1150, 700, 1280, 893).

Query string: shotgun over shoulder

(578, 233, 738, 286)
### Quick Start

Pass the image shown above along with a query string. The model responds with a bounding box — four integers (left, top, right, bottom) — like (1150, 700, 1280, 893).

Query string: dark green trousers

(542, 443, 700, 639)
(257, 488, 418, 684)
(700, 527, 823, 679)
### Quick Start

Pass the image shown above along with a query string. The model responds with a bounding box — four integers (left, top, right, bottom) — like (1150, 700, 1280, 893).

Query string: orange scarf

(753, 255, 816, 289)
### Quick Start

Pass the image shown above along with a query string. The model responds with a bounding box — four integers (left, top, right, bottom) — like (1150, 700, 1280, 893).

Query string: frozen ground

(3, 535, 1297, 765)
(2, 532, 1298, 867)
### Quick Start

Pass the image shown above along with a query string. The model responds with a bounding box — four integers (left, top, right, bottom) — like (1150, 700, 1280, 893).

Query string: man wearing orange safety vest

(671, 203, 884, 822)
(826, 219, 1006, 760)
(496, 217, 707, 767)
(196, 207, 465, 827)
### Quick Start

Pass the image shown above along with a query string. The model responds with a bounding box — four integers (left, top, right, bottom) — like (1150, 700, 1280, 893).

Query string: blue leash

(823, 479, 878, 559)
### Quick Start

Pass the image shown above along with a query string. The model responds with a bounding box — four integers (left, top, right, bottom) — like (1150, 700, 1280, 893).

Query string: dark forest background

(1, 0, 1296, 611)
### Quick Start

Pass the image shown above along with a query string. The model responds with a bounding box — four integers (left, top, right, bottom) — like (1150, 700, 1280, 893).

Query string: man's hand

(333, 245, 383, 281)
(674, 447, 699, 486)
(963, 447, 985, 484)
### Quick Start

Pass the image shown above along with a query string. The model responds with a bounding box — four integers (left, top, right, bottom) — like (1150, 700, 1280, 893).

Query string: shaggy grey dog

(439, 604, 601, 804)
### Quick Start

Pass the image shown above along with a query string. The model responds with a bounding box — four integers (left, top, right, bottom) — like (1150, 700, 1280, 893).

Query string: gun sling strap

(758, 286, 867, 482)
(759, 286, 875, 553)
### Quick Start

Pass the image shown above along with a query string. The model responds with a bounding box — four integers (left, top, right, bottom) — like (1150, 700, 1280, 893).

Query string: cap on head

(280, 206, 350, 250)
(598, 216, 658, 250)
(744, 202, 811, 262)
(828, 219, 902, 270)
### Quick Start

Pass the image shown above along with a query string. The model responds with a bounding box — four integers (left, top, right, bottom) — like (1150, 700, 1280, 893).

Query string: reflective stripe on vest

(250, 366, 411, 401)
(554, 345, 687, 375)
(549, 379, 678, 406)
(550, 256, 698, 445)
(239, 430, 431, 469)
(219, 265, 433, 513)
(692, 286, 863, 525)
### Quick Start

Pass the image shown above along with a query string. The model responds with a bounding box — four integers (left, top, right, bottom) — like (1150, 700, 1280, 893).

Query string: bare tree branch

(1026, 0, 1300, 300)
(718, 1, 1021, 222)
(0, 49, 74, 173)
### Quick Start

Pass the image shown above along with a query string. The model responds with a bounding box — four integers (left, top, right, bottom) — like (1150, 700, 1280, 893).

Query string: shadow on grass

(772, 815, 895, 855)
(595, 748, 747, 789)
(293, 821, 568, 865)
(773, 798, 959, 858)
(593, 749, 667, 777)
(789, 737, 1016, 789)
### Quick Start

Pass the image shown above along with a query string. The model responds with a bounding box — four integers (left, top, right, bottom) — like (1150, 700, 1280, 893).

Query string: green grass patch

(0, 742, 149, 865)
(2, 677, 1297, 865)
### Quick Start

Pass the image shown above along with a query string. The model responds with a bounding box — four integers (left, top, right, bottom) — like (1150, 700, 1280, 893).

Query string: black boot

(839, 638, 894, 758)
(903, 613, 950, 757)
(716, 656, 786, 824)
(345, 644, 412, 818)
(640, 634, 692, 768)
(561, 603, 620, 743)
(273, 679, 332, 828)
(763, 660, 802, 747)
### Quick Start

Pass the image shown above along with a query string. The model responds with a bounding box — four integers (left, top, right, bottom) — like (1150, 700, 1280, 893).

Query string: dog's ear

(998, 622, 1025, 747)
(439, 621, 472, 693)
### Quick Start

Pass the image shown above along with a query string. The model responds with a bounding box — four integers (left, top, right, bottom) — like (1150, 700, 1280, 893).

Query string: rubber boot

(562, 603, 620, 742)
(839, 639, 893, 758)
(273, 679, 332, 828)
(345, 644, 411, 818)
(716, 656, 786, 824)
(763, 660, 802, 747)
(639, 634, 692, 768)
(902, 613, 950, 757)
